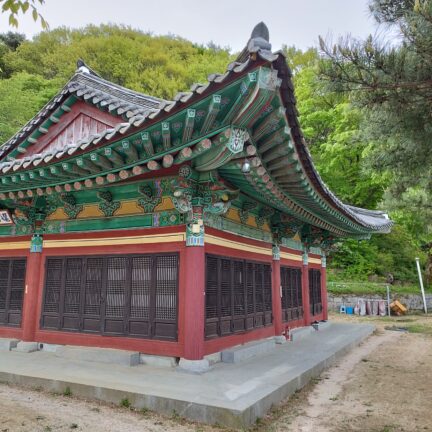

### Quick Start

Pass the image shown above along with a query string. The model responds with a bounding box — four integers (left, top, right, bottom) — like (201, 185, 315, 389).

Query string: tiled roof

(240, 22, 392, 233)
(0, 23, 393, 234)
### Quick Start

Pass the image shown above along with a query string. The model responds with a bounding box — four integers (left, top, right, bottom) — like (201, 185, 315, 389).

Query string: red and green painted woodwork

(302, 249, 311, 326)
(0, 64, 378, 248)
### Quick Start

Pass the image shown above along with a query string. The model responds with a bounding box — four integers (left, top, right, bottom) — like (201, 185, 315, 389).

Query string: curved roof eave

(240, 23, 393, 234)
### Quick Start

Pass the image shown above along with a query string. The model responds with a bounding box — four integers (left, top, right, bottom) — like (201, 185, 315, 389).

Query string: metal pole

(415, 257, 428, 314)
(386, 285, 391, 317)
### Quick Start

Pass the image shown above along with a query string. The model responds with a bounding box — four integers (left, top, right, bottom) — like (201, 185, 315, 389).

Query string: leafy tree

(0, 72, 60, 143)
(287, 46, 388, 208)
(0, 0, 47, 29)
(0, 31, 25, 50)
(3, 24, 233, 99)
(318, 0, 432, 282)
(319, 0, 432, 211)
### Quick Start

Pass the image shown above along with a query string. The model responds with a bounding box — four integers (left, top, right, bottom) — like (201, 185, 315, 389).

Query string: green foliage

(290, 48, 388, 208)
(0, 0, 47, 29)
(0, 31, 25, 50)
(3, 24, 233, 99)
(319, 5, 432, 200)
(0, 72, 59, 143)
(287, 42, 426, 284)
(120, 397, 131, 409)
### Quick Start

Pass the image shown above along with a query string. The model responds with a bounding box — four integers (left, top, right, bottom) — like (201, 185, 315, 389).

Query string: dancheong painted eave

(0, 22, 392, 242)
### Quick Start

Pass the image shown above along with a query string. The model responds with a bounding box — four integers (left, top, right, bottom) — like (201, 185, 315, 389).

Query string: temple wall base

(177, 358, 210, 374)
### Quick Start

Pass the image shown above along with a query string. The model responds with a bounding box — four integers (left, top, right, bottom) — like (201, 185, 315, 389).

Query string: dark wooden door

(0, 258, 26, 327)
(41, 254, 178, 340)
(309, 269, 322, 316)
(205, 254, 272, 339)
(281, 266, 303, 322)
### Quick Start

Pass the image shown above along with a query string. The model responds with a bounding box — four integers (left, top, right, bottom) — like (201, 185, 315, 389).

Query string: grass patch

(63, 386, 72, 397)
(119, 397, 131, 409)
(406, 324, 432, 336)
(327, 280, 425, 296)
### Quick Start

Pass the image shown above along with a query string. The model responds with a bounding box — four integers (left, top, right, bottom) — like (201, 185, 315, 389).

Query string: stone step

(221, 338, 276, 364)
(0, 338, 19, 351)
(55, 346, 140, 366)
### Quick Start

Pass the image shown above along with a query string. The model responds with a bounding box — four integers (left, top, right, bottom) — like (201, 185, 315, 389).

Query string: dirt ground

(1, 313, 431, 432)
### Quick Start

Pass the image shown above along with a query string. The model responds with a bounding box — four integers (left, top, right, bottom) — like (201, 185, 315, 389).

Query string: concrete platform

(221, 338, 276, 363)
(0, 322, 374, 428)
(55, 346, 140, 367)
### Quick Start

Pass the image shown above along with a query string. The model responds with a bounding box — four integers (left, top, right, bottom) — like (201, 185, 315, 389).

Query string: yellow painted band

(280, 252, 302, 262)
(43, 233, 185, 248)
(205, 234, 272, 256)
(0, 241, 30, 250)
(309, 257, 322, 265)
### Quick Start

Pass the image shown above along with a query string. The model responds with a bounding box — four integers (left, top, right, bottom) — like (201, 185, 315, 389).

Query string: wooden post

(21, 235, 43, 342)
(302, 250, 311, 326)
(182, 245, 205, 360)
(182, 206, 206, 364)
(271, 245, 284, 342)
(321, 254, 328, 320)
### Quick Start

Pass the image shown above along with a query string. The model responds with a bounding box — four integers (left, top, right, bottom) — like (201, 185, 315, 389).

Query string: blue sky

(0, 0, 381, 51)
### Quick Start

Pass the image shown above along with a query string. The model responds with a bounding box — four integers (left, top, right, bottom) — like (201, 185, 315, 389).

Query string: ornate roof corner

(237, 22, 277, 63)
(76, 59, 100, 77)
(248, 22, 272, 53)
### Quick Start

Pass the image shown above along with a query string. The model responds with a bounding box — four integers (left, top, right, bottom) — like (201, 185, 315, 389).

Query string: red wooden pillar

(182, 207, 205, 361)
(321, 254, 328, 320)
(271, 245, 283, 339)
(21, 235, 43, 342)
(302, 250, 311, 326)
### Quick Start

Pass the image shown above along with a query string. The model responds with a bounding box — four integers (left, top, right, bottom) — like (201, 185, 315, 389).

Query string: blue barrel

(346, 306, 354, 314)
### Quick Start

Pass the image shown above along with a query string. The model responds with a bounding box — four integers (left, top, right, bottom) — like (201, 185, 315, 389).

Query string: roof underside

(0, 23, 393, 239)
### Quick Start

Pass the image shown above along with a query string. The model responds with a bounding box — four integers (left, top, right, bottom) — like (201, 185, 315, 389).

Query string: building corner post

(321, 253, 328, 320)
(302, 249, 311, 326)
(179, 205, 208, 372)
(271, 245, 284, 343)
(21, 234, 43, 343)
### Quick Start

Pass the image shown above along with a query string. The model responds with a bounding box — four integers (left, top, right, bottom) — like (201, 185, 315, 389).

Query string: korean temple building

(0, 23, 391, 369)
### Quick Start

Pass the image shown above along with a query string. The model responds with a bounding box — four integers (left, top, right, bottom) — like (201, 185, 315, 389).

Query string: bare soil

(1, 313, 431, 432)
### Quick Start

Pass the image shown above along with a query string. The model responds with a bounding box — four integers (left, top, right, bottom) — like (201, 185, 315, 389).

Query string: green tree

(286, 46, 388, 208)
(319, 0, 432, 212)
(318, 0, 432, 282)
(0, 0, 46, 28)
(3, 24, 233, 99)
(0, 72, 59, 143)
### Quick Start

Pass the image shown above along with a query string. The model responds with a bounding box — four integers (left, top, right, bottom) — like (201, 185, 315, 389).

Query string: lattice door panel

(0, 258, 26, 327)
(309, 269, 322, 316)
(281, 267, 303, 322)
(205, 254, 272, 338)
(41, 254, 178, 340)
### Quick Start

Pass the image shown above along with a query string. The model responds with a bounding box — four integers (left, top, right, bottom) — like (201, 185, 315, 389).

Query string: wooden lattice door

(41, 254, 178, 340)
(0, 258, 26, 327)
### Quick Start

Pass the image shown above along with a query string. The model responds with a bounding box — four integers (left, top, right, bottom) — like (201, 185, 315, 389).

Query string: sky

(0, 0, 382, 52)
